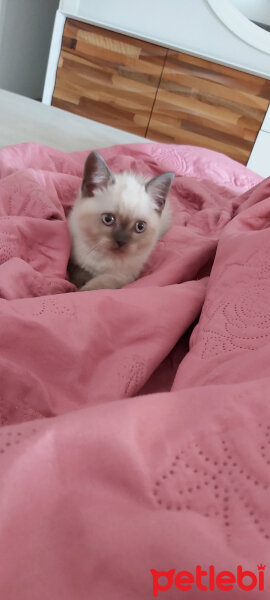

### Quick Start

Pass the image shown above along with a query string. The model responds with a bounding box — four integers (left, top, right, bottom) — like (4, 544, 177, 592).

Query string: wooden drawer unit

(52, 19, 270, 164)
(147, 51, 270, 164)
(52, 19, 166, 137)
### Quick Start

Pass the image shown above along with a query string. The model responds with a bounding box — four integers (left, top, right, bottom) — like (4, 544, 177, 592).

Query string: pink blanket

(0, 142, 269, 598)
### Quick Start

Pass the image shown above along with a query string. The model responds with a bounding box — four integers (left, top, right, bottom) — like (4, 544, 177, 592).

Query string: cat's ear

(145, 172, 174, 213)
(81, 152, 115, 198)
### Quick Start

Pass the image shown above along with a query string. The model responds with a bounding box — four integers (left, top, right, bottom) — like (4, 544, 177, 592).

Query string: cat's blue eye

(134, 221, 146, 233)
(101, 213, 115, 226)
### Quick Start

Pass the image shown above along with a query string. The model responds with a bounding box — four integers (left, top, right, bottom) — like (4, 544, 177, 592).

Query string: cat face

(71, 152, 174, 260)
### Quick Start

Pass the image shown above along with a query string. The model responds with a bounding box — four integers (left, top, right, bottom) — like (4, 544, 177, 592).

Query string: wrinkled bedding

(0, 142, 269, 599)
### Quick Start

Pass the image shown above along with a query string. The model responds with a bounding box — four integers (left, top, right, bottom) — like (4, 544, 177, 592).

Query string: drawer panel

(52, 19, 167, 137)
(147, 51, 270, 164)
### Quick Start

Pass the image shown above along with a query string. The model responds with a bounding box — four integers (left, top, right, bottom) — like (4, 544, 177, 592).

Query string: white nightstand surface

(247, 130, 270, 178)
(247, 104, 270, 178)
(261, 107, 270, 133)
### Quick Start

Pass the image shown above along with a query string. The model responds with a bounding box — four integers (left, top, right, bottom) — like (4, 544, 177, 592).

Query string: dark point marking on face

(82, 152, 115, 198)
(113, 228, 130, 248)
(117, 217, 130, 230)
(145, 172, 174, 212)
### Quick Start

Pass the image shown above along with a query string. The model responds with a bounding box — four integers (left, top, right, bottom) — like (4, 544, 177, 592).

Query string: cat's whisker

(86, 241, 102, 256)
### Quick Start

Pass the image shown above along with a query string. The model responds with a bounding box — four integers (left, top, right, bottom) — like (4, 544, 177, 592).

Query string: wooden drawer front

(147, 51, 270, 164)
(52, 19, 166, 137)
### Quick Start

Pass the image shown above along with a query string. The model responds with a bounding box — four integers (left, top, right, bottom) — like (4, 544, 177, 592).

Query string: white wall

(0, 0, 59, 99)
(232, 0, 270, 26)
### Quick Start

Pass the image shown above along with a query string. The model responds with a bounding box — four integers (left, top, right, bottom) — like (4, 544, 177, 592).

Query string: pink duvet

(0, 142, 269, 598)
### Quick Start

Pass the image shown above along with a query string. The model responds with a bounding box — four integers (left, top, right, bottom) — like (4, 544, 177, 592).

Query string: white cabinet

(44, 0, 270, 175)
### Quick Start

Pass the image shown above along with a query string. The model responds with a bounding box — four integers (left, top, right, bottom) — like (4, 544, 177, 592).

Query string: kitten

(68, 152, 174, 291)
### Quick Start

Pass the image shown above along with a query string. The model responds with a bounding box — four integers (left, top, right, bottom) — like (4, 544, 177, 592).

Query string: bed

(0, 89, 269, 599)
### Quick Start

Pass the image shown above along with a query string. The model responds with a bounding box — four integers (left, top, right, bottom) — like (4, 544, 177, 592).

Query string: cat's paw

(79, 274, 129, 291)
(79, 280, 98, 291)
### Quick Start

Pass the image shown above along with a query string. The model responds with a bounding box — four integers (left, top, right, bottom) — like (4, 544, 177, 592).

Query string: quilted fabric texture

(0, 142, 269, 599)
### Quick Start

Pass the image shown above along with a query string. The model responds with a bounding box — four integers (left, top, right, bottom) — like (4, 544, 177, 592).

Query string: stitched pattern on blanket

(118, 355, 147, 397)
(0, 395, 46, 427)
(0, 420, 42, 451)
(0, 233, 18, 264)
(199, 276, 270, 358)
(31, 297, 76, 318)
(151, 145, 189, 174)
(0, 174, 62, 220)
(152, 421, 270, 545)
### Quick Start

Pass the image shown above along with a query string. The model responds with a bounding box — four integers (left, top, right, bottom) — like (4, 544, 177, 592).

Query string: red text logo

(151, 564, 266, 596)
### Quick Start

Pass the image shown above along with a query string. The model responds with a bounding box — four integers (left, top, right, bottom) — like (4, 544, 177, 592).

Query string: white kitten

(68, 152, 174, 291)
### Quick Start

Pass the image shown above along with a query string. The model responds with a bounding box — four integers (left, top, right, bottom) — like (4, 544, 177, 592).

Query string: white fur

(68, 171, 172, 291)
